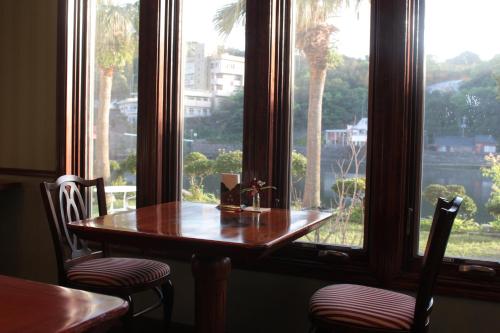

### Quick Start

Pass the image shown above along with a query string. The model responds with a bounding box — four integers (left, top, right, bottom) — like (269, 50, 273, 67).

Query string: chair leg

(122, 295, 134, 333)
(161, 279, 174, 331)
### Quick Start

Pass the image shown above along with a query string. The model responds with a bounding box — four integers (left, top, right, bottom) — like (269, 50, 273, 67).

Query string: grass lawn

(297, 219, 500, 262)
(420, 231, 500, 262)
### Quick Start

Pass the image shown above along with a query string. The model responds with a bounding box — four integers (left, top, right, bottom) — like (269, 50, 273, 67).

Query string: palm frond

(213, 0, 246, 38)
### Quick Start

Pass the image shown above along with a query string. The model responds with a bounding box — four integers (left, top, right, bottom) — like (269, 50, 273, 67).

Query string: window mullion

(242, 0, 279, 208)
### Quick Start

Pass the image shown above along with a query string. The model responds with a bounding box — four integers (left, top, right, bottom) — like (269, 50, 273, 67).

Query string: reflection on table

(0, 274, 128, 333)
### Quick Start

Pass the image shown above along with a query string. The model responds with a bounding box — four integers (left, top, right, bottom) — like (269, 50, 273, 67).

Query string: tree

(482, 154, 500, 220)
(291, 151, 307, 207)
(214, 150, 243, 174)
(94, 0, 137, 183)
(422, 183, 477, 220)
(214, 0, 359, 209)
(184, 152, 214, 190)
(291, 151, 307, 184)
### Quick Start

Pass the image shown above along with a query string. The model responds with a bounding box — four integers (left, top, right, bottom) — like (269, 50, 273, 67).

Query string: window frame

(57, 0, 500, 301)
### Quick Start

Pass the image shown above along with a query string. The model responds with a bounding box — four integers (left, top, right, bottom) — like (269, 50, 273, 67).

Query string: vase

(252, 192, 260, 210)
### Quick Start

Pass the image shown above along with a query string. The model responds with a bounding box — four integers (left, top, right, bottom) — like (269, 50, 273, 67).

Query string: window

(60, 0, 499, 300)
(291, 0, 371, 248)
(86, 0, 139, 214)
(180, 0, 245, 203)
(419, 0, 500, 263)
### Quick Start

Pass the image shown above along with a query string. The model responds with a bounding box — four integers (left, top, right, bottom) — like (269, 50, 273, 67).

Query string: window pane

(87, 0, 139, 214)
(420, 0, 500, 261)
(292, 0, 371, 247)
(181, 0, 245, 203)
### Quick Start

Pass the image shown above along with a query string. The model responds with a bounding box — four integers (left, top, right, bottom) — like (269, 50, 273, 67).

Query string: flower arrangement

(241, 178, 276, 209)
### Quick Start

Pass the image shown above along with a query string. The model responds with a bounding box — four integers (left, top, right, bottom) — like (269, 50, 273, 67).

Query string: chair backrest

(40, 175, 108, 282)
(413, 196, 462, 332)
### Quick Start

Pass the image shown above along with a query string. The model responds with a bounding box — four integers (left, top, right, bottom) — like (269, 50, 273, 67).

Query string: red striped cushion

(67, 257, 170, 288)
(310, 284, 415, 331)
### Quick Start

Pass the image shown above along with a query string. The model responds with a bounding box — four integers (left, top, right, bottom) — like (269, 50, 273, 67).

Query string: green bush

(420, 217, 432, 231)
(349, 204, 364, 224)
(452, 217, 480, 233)
(490, 219, 500, 232)
(332, 177, 365, 198)
(486, 194, 500, 217)
(183, 185, 218, 204)
(420, 216, 480, 233)
(422, 183, 477, 219)
(214, 150, 242, 174)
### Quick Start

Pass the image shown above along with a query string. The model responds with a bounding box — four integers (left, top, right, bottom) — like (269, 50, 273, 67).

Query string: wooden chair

(40, 175, 173, 331)
(309, 197, 463, 333)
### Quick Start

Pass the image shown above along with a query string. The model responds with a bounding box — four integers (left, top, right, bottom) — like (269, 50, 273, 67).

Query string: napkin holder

(219, 173, 241, 211)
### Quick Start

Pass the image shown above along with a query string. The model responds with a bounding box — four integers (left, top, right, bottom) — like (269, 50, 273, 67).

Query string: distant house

(432, 135, 496, 154)
(325, 118, 367, 146)
(474, 135, 497, 154)
(426, 79, 463, 93)
(116, 97, 138, 124)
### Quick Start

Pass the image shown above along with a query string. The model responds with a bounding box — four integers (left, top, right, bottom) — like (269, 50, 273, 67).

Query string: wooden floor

(109, 318, 194, 333)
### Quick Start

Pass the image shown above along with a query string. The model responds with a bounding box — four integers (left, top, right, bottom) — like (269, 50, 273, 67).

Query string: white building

(184, 90, 212, 118)
(325, 118, 368, 146)
(208, 53, 245, 97)
(184, 42, 245, 98)
(185, 42, 208, 90)
(116, 97, 138, 124)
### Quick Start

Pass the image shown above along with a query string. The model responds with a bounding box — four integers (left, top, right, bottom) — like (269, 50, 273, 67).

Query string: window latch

(459, 264, 496, 277)
(318, 250, 350, 263)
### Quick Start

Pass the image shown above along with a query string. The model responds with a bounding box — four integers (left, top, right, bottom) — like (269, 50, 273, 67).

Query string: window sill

(107, 242, 500, 302)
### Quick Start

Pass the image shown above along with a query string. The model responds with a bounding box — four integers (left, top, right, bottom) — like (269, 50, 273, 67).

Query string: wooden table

(68, 202, 331, 333)
(0, 274, 128, 333)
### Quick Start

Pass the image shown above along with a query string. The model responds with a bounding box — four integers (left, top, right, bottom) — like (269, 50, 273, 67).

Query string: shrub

(183, 185, 218, 204)
(490, 219, 500, 232)
(422, 183, 477, 219)
(452, 217, 480, 233)
(214, 150, 242, 174)
(420, 217, 432, 231)
(420, 216, 480, 233)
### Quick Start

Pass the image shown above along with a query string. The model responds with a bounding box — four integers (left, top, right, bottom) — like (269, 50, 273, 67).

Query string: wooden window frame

(57, 0, 500, 302)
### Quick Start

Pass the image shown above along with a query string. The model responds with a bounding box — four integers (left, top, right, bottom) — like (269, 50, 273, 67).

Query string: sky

(424, 0, 500, 61)
(182, 0, 246, 54)
(181, 0, 500, 62)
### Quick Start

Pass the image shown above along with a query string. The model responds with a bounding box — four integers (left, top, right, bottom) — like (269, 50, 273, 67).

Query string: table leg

(191, 255, 231, 333)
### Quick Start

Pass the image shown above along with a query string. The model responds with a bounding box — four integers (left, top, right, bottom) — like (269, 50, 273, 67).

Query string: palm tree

(214, 0, 358, 208)
(94, 0, 137, 183)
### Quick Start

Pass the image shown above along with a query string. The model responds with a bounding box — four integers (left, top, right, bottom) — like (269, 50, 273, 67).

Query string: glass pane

(87, 0, 139, 214)
(292, 0, 371, 247)
(420, 0, 500, 261)
(181, 0, 245, 203)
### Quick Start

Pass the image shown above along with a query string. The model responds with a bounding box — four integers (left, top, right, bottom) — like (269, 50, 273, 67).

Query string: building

(184, 42, 209, 90)
(325, 118, 368, 146)
(184, 89, 212, 118)
(208, 53, 245, 97)
(1, 1, 499, 332)
(116, 96, 138, 123)
(432, 135, 497, 154)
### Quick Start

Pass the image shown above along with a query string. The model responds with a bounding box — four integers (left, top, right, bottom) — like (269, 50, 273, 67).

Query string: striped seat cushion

(310, 284, 415, 331)
(67, 257, 170, 288)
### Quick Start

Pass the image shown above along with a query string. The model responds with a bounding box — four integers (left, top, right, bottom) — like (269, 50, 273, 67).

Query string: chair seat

(310, 284, 416, 331)
(67, 257, 170, 288)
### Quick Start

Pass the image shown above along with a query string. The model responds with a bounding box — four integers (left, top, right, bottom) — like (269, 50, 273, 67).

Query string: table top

(0, 275, 128, 333)
(68, 202, 331, 257)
